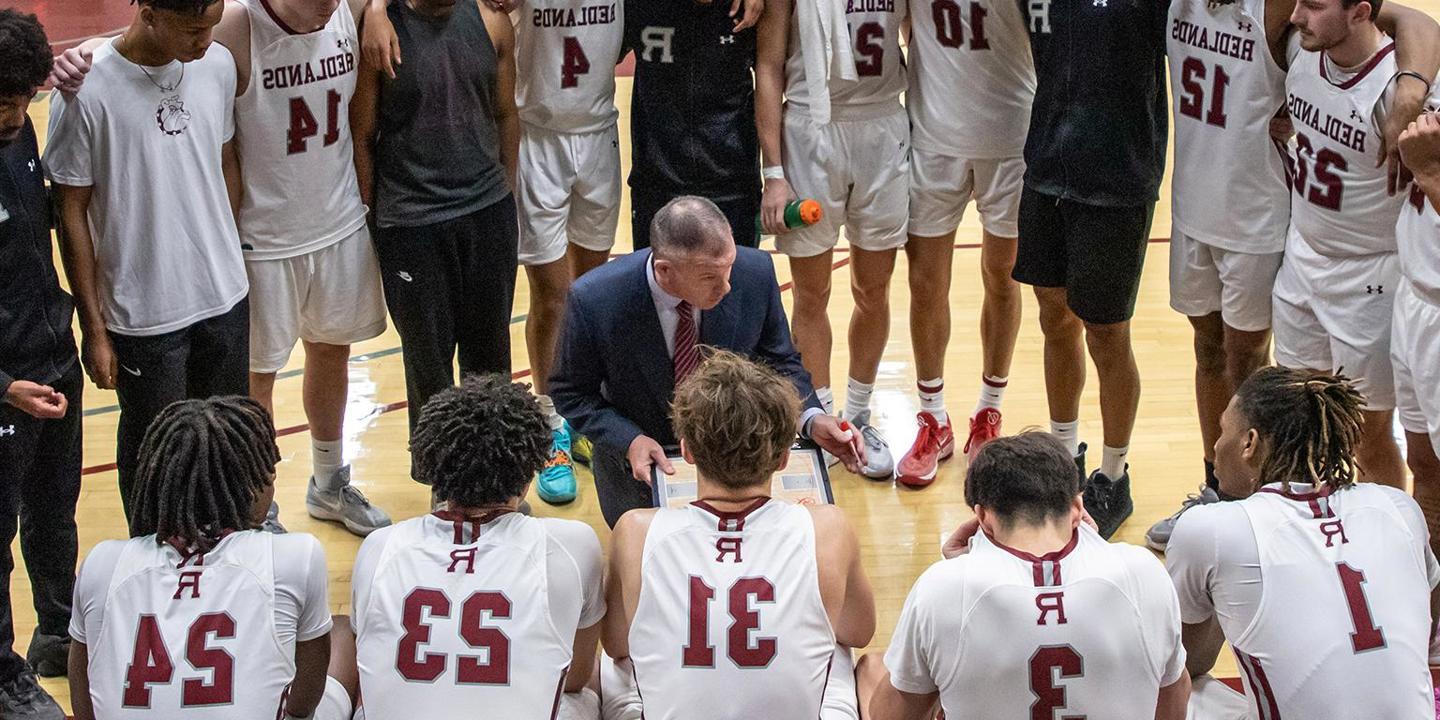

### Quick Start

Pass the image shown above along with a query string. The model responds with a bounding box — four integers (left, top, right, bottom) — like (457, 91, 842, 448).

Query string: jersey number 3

(1029, 645, 1084, 720)
(124, 613, 235, 708)
(683, 576, 777, 668)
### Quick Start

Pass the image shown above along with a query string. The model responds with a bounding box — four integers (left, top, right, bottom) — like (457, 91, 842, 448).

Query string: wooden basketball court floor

(14, 1, 1440, 707)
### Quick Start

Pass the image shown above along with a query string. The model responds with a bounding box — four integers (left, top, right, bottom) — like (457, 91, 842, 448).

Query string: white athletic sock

(816, 386, 836, 416)
(536, 394, 563, 430)
(975, 375, 1008, 413)
(1050, 419, 1080, 457)
(917, 378, 947, 424)
(312, 439, 344, 491)
(1101, 445, 1130, 478)
(843, 378, 874, 422)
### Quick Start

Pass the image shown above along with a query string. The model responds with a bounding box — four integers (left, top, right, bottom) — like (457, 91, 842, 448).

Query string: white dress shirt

(647, 256, 825, 434)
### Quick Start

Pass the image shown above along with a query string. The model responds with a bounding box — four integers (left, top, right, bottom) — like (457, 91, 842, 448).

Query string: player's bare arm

(868, 676, 939, 720)
(221, 140, 242, 220)
(1401, 112, 1440, 204)
(284, 633, 333, 717)
(809, 504, 877, 648)
(480, 0, 520, 192)
(753, 0, 792, 236)
(567, 621, 603, 692)
(1374, 2, 1440, 190)
(601, 508, 656, 659)
(53, 184, 117, 390)
(349, 49, 383, 211)
(1180, 617, 1226, 679)
(68, 642, 95, 720)
(362, 0, 400, 77)
(1154, 673, 1191, 720)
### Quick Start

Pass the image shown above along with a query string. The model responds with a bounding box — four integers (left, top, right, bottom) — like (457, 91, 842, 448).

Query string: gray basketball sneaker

(1145, 486, 1221, 552)
(261, 501, 286, 534)
(307, 466, 393, 536)
(850, 411, 896, 480)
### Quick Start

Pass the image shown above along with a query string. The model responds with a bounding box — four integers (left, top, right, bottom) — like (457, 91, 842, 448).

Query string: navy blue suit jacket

(550, 247, 820, 453)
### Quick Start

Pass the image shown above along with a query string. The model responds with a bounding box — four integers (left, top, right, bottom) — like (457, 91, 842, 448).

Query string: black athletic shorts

(630, 185, 761, 250)
(1012, 185, 1155, 325)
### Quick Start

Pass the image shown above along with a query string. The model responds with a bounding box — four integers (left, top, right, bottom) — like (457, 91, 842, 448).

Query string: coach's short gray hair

(650, 196, 733, 259)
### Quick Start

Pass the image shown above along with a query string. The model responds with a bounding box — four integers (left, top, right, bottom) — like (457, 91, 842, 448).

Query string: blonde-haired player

(602, 351, 875, 719)
(755, 0, 909, 481)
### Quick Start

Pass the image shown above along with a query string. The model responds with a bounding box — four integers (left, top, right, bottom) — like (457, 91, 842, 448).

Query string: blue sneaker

(537, 425, 578, 505)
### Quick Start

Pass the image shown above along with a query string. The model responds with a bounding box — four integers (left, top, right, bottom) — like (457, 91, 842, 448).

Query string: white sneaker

(306, 466, 393, 536)
(849, 411, 895, 480)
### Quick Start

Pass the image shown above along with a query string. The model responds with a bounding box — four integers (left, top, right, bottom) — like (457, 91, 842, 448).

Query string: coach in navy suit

(551, 196, 863, 526)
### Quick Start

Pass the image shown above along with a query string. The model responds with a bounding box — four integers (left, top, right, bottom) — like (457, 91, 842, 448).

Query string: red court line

(79, 238, 1170, 475)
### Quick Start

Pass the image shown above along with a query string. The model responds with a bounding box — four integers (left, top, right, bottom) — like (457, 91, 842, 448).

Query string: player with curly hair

(0, 9, 80, 719)
(349, 375, 606, 719)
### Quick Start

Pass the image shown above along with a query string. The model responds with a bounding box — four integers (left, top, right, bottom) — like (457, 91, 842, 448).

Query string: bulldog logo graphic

(155, 96, 191, 136)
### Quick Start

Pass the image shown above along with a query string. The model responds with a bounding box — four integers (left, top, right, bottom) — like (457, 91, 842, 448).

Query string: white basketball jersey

(921, 528, 1180, 718)
(629, 500, 836, 720)
(356, 512, 574, 719)
(87, 533, 295, 718)
(784, 0, 908, 117)
(1399, 182, 1440, 304)
(906, 0, 1034, 158)
(515, 0, 622, 133)
(1286, 41, 1403, 257)
(234, 0, 367, 260)
(1168, 0, 1289, 252)
(1231, 484, 1434, 719)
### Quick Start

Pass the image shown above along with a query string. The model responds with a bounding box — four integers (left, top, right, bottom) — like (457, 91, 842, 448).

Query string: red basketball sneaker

(963, 407, 1003, 464)
(896, 412, 955, 487)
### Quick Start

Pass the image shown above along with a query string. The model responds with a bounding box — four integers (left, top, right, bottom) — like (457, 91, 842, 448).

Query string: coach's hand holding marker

(809, 415, 865, 474)
(628, 434, 675, 485)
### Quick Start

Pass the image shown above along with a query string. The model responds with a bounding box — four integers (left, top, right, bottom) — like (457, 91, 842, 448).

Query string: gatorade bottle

(756, 198, 823, 234)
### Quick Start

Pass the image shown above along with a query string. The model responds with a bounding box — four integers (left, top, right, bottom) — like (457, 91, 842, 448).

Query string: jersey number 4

(287, 90, 343, 155)
(124, 613, 235, 708)
(682, 576, 777, 668)
(562, 37, 591, 89)
(396, 588, 512, 684)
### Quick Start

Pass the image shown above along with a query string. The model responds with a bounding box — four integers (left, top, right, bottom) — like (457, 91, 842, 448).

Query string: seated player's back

(897, 525, 1182, 718)
(1193, 482, 1434, 718)
(72, 530, 330, 718)
(354, 509, 602, 719)
(629, 499, 834, 720)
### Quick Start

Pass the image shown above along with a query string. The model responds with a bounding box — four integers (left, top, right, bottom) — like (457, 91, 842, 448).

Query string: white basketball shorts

(517, 122, 622, 266)
(245, 226, 388, 374)
(775, 107, 909, 258)
(1169, 231, 1283, 332)
(1392, 278, 1440, 456)
(1272, 229, 1397, 410)
(908, 148, 1025, 239)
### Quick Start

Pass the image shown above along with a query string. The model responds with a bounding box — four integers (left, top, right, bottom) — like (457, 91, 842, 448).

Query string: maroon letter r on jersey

(715, 537, 743, 564)
(1035, 591, 1068, 625)
(174, 571, 203, 600)
(448, 548, 478, 574)
(1320, 519, 1349, 547)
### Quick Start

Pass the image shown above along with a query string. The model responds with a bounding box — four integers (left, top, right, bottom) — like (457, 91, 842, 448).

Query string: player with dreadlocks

(1167, 367, 1440, 719)
(67, 397, 350, 720)
(350, 375, 605, 719)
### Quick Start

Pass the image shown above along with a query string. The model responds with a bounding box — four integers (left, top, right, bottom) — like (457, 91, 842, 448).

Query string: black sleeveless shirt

(376, 0, 509, 227)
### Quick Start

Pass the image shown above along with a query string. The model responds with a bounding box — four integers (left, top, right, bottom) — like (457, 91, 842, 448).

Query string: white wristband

(762, 165, 785, 182)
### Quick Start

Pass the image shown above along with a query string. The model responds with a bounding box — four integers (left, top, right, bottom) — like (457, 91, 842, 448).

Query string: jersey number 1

(287, 90, 343, 155)
(682, 576, 777, 668)
(1337, 562, 1386, 653)
(124, 613, 235, 708)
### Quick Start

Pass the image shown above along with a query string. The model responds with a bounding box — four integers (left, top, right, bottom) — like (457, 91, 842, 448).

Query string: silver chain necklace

(138, 59, 184, 93)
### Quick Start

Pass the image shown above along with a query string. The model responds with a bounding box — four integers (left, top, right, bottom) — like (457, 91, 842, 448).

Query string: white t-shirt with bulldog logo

(46, 38, 247, 337)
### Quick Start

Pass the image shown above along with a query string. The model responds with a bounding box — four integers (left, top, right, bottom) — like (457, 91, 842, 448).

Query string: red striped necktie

(673, 300, 700, 385)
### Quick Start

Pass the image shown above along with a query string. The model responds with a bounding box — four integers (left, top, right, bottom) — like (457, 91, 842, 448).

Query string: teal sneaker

(537, 425, 578, 505)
